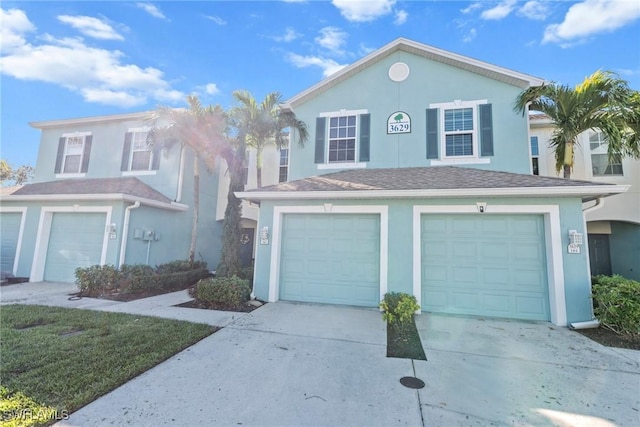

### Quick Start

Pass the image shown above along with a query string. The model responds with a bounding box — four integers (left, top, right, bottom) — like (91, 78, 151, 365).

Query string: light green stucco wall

(253, 196, 593, 324)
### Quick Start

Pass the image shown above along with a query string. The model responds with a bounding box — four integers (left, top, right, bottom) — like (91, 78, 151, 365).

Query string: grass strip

(1, 304, 216, 426)
(386, 317, 427, 360)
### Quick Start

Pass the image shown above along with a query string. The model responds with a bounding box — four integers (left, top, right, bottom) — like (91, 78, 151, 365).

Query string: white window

(429, 100, 491, 165)
(530, 136, 539, 175)
(590, 131, 623, 176)
(317, 109, 369, 170)
(56, 132, 91, 177)
(279, 146, 289, 183)
(129, 132, 153, 171)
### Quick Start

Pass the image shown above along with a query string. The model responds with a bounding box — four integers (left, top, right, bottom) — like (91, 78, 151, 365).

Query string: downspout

(570, 197, 605, 330)
(175, 145, 186, 203)
(118, 201, 141, 268)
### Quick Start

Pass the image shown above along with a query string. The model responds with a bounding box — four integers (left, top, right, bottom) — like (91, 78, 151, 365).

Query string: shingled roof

(9, 177, 173, 204)
(237, 166, 625, 202)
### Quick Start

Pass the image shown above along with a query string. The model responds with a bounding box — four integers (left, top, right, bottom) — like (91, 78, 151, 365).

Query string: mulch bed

(174, 299, 263, 313)
(386, 318, 427, 360)
(575, 327, 640, 350)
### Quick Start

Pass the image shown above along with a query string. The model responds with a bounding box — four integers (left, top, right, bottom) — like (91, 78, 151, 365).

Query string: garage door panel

(1, 212, 22, 275)
(280, 213, 380, 307)
(421, 214, 549, 321)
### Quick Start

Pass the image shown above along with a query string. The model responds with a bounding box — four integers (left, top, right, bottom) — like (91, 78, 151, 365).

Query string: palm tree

(515, 70, 639, 178)
(230, 90, 309, 187)
(148, 95, 228, 263)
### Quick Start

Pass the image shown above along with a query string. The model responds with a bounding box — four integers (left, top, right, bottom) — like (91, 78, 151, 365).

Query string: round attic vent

(388, 62, 410, 82)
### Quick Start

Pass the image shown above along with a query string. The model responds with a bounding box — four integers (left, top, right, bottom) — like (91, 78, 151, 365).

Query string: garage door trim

(413, 204, 566, 326)
(30, 206, 112, 281)
(0, 207, 27, 276)
(269, 205, 388, 303)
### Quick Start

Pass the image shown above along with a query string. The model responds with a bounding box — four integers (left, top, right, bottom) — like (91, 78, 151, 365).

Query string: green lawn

(0, 304, 215, 426)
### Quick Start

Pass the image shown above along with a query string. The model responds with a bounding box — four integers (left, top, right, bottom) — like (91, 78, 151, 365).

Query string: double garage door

(277, 212, 550, 321)
(43, 212, 106, 282)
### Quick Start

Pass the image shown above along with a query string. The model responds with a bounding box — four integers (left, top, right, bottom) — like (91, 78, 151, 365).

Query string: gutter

(118, 201, 140, 267)
(1, 193, 188, 211)
(582, 197, 605, 215)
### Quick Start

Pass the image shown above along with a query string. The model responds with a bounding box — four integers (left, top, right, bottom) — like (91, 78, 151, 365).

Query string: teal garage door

(44, 212, 106, 282)
(280, 214, 380, 307)
(421, 214, 549, 321)
(1, 212, 22, 276)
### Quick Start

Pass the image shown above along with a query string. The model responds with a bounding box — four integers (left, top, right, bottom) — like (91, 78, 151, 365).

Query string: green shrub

(156, 260, 207, 275)
(156, 268, 210, 291)
(237, 264, 254, 285)
(591, 275, 640, 337)
(194, 275, 251, 309)
(75, 265, 121, 297)
(0, 386, 64, 427)
(380, 292, 420, 327)
(120, 264, 156, 293)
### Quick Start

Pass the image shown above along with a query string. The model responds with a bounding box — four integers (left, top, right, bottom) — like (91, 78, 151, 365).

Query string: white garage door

(1, 212, 22, 276)
(421, 214, 550, 321)
(279, 214, 380, 307)
(44, 212, 106, 282)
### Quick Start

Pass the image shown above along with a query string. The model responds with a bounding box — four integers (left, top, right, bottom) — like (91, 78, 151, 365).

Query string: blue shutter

(80, 136, 92, 173)
(151, 143, 161, 170)
(121, 132, 132, 171)
(479, 104, 494, 157)
(54, 137, 65, 173)
(314, 117, 326, 164)
(359, 113, 370, 162)
(426, 108, 439, 159)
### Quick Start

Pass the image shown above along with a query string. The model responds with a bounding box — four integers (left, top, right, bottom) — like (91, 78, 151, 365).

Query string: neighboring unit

(530, 114, 640, 281)
(0, 112, 281, 283)
(237, 38, 628, 326)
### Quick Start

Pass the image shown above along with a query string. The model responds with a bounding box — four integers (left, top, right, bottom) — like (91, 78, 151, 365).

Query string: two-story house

(0, 111, 284, 283)
(237, 38, 628, 327)
(530, 114, 640, 281)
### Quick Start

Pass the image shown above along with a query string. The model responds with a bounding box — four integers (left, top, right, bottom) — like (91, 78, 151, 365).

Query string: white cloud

(517, 1, 549, 21)
(0, 8, 36, 52)
(394, 10, 408, 25)
(358, 42, 375, 56)
(204, 83, 220, 95)
(57, 15, 124, 41)
(461, 3, 482, 14)
(205, 15, 226, 25)
(135, 3, 167, 20)
(0, 9, 184, 108)
(286, 53, 346, 77)
(480, 0, 517, 20)
(331, 0, 396, 22)
(315, 27, 348, 55)
(543, 0, 640, 45)
(273, 27, 300, 42)
(463, 28, 477, 43)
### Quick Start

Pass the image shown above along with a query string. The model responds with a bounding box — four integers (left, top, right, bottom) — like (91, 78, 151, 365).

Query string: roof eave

(29, 111, 153, 129)
(236, 185, 629, 203)
(0, 193, 188, 211)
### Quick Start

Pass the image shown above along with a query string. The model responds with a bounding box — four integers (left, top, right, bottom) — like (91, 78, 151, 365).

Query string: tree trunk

(189, 157, 199, 263)
(563, 141, 574, 179)
(563, 164, 571, 179)
(256, 146, 263, 188)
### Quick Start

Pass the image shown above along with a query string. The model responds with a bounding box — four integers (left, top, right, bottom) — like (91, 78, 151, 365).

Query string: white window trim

(30, 205, 112, 282)
(125, 128, 154, 173)
(429, 99, 489, 165)
(268, 205, 388, 304)
(0, 207, 27, 276)
(55, 172, 86, 179)
(412, 204, 567, 326)
(279, 144, 290, 183)
(317, 108, 369, 170)
(122, 170, 157, 176)
(58, 133, 88, 176)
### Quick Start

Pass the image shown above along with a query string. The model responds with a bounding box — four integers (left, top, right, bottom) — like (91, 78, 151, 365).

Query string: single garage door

(1, 212, 22, 276)
(280, 213, 380, 306)
(44, 212, 106, 282)
(421, 214, 549, 321)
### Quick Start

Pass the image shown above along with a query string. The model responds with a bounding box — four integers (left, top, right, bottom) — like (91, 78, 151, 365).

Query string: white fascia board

(236, 184, 629, 201)
(29, 111, 153, 129)
(1, 193, 188, 211)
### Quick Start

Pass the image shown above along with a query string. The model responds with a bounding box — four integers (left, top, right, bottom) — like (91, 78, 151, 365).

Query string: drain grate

(400, 376, 425, 389)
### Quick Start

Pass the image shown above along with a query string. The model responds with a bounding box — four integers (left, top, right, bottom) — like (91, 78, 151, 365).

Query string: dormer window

(54, 132, 92, 177)
(121, 128, 160, 174)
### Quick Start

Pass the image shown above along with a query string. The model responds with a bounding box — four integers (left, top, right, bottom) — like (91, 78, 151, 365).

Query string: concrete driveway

(50, 301, 639, 427)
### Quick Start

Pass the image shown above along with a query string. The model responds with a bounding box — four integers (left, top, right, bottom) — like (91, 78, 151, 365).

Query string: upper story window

(279, 146, 289, 183)
(530, 136, 539, 175)
(590, 131, 623, 176)
(54, 132, 92, 177)
(121, 128, 159, 174)
(427, 100, 492, 165)
(314, 109, 370, 170)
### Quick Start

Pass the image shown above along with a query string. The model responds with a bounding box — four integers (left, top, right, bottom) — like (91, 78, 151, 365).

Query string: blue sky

(2, 0, 639, 168)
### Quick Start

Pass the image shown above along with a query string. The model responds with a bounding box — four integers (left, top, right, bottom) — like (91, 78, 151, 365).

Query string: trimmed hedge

(76, 261, 210, 296)
(193, 275, 251, 310)
(592, 275, 640, 338)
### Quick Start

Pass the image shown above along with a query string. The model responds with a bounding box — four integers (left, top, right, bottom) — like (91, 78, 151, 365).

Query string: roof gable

(283, 38, 545, 109)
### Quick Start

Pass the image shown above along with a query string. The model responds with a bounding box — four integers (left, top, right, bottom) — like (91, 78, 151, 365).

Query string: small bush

(380, 292, 420, 328)
(591, 275, 640, 338)
(156, 260, 207, 275)
(75, 265, 121, 297)
(237, 264, 254, 285)
(194, 275, 251, 309)
(120, 264, 156, 293)
(157, 268, 210, 291)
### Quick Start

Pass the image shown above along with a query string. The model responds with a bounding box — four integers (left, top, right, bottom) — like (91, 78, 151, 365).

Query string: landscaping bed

(1, 305, 215, 426)
(575, 327, 640, 350)
(386, 320, 427, 360)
